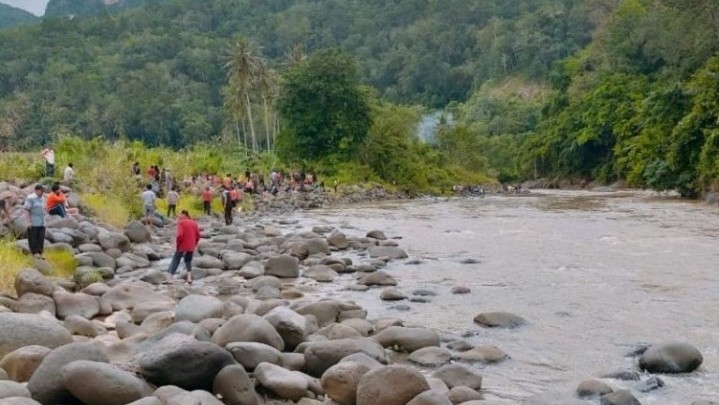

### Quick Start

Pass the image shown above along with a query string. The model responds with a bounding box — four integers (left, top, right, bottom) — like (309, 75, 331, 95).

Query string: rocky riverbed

(0, 185, 715, 405)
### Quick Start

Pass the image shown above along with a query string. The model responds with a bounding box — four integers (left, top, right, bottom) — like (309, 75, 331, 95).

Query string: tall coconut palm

(225, 39, 260, 153)
(254, 59, 278, 151)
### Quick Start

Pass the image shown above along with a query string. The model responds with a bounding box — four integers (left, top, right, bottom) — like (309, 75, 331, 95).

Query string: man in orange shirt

(46, 184, 69, 217)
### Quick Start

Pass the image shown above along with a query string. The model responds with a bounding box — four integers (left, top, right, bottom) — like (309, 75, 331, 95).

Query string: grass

(0, 240, 77, 297)
(82, 193, 132, 228)
(155, 193, 226, 218)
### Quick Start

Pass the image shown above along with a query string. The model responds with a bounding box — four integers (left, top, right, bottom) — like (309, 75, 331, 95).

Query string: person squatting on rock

(24, 184, 47, 259)
(46, 183, 78, 218)
(166, 210, 200, 284)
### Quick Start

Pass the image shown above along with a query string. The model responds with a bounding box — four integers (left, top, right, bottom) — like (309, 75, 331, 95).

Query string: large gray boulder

(265, 255, 300, 278)
(473, 311, 527, 328)
(124, 221, 151, 244)
(407, 390, 453, 405)
(358, 271, 397, 286)
(212, 314, 285, 351)
(372, 327, 440, 352)
(137, 339, 235, 391)
(600, 389, 642, 405)
(321, 361, 371, 405)
(97, 230, 131, 252)
(223, 252, 253, 270)
(14, 269, 55, 297)
(254, 362, 316, 402)
(408, 347, 452, 367)
(225, 342, 282, 370)
(0, 345, 51, 382)
(638, 342, 703, 373)
(101, 281, 174, 311)
(213, 365, 259, 405)
(0, 380, 31, 399)
(303, 265, 339, 282)
(27, 342, 109, 405)
(302, 338, 389, 377)
(0, 313, 72, 358)
(327, 230, 350, 249)
(432, 364, 483, 390)
(264, 306, 310, 350)
(15, 293, 56, 316)
(368, 246, 408, 260)
(175, 295, 224, 323)
(79, 251, 116, 270)
(356, 365, 429, 405)
(52, 290, 100, 319)
(576, 379, 613, 398)
(61, 360, 153, 405)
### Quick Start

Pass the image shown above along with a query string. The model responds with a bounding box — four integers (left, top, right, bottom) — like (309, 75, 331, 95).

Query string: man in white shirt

(63, 163, 75, 183)
(141, 184, 157, 226)
(41, 146, 55, 178)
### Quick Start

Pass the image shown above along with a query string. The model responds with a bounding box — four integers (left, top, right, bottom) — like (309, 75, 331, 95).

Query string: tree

(224, 39, 260, 153)
(277, 49, 371, 161)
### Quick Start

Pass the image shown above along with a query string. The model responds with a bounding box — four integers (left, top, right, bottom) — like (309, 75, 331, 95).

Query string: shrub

(0, 239, 32, 296)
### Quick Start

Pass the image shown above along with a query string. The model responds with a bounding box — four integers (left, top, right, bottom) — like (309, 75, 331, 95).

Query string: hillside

(0, 0, 595, 149)
(0, 3, 39, 29)
(45, 0, 147, 17)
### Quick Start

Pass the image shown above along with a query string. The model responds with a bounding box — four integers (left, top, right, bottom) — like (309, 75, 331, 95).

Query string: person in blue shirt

(23, 184, 47, 259)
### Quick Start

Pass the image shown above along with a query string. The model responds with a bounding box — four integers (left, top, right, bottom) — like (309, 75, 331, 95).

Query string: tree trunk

(263, 96, 271, 151)
(241, 118, 248, 157)
(235, 119, 241, 148)
(244, 92, 257, 153)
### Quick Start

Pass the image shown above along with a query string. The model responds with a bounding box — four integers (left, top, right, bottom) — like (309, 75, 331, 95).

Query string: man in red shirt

(201, 186, 213, 216)
(166, 210, 201, 284)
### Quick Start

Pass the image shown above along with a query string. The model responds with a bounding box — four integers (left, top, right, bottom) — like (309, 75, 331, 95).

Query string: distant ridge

(0, 2, 39, 29)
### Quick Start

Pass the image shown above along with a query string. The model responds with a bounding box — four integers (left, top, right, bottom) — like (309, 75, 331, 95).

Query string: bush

(0, 239, 32, 296)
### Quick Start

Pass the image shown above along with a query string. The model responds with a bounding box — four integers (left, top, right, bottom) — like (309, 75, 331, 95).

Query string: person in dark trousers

(221, 185, 234, 226)
(166, 210, 200, 284)
(23, 184, 47, 259)
(201, 186, 213, 216)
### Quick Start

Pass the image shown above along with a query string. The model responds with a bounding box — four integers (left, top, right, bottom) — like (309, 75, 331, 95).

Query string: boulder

(599, 390, 642, 405)
(638, 342, 703, 373)
(265, 255, 300, 278)
(305, 238, 331, 255)
(101, 281, 174, 311)
(576, 379, 613, 398)
(356, 365, 429, 405)
(175, 295, 224, 323)
(315, 324, 362, 340)
(53, 290, 100, 319)
(0, 345, 51, 383)
(124, 221, 151, 243)
(600, 369, 641, 381)
(408, 347, 452, 367)
(132, 300, 176, 324)
(141, 311, 176, 334)
(80, 251, 117, 270)
(225, 342, 282, 370)
(238, 261, 264, 279)
(302, 338, 389, 377)
(357, 271, 397, 286)
(327, 231, 350, 249)
(321, 361, 371, 405)
(636, 376, 664, 392)
(407, 390, 453, 405)
(432, 364, 483, 390)
(372, 326, 440, 352)
(456, 345, 508, 364)
(137, 340, 235, 391)
(254, 362, 315, 401)
(61, 360, 153, 405)
(368, 246, 408, 260)
(0, 313, 72, 358)
(212, 365, 259, 405)
(264, 306, 310, 350)
(303, 265, 339, 282)
(473, 311, 527, 328)
(366, 230, 387, 240)
(295, 301, 342, 327)
(97, 230, 131, 252)
(451, 286, 471, 295)
(14, 293, 56, 315)
(14, 269, 55, 297)
(0, 380, 31, 399)
(446, 386, 482, 403)
(380, 288, 407, 301)
(212, 314, 285, 351)
(64, 315, 107, 337)
(223, 252, 253, 270)
(27, 342, 109, 405)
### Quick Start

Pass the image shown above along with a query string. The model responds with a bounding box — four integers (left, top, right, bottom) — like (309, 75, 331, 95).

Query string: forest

(1, 0, 719, 195)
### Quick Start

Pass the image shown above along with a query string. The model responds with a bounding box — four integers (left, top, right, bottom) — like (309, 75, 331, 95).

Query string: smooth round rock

(639, 342, 703, 373)
(212, 365, 259, 405)
(576, 379, 613, 397)
(356, 365, 430, 405)
(408, 347, 452, 367)
(0, 313, 72, 358)
(473, 311, 527, 328)
(61, 360, 153, 405)
(600, 389, 641, 405)
(321, 361, 371, 405)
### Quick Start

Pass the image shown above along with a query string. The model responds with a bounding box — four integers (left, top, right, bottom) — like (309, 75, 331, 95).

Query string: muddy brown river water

(292, 190, 718, 404)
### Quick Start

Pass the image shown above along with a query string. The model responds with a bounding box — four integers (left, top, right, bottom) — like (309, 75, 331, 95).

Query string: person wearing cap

(23, 185, 47, 259)
(166, 210, 200, 284)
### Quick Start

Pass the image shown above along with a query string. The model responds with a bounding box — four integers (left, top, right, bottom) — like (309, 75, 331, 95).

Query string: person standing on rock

(41, 145, 55, 178)
(23, 184, 47, 259)
(201, 186, 213, 216)
(221, 185, 234, 226)
(166, 210, 200, 284)
(166, 186, 179, 218)
(141, 184, 157, 226)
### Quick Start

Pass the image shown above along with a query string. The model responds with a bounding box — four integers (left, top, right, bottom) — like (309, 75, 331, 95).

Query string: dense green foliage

(45, 0, 147, 17)
(277, 50, 370, 162)
(0, 0, 595, 149)
(0, 3, 38, 29)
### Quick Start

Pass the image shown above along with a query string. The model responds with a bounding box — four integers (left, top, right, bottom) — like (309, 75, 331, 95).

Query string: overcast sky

(0, 0, 49, 16)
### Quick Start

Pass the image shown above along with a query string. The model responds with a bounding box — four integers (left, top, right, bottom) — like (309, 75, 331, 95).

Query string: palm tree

(284, 43, 307, 68)
(225, 39, 260, 153)
(255, 60, 278, 151)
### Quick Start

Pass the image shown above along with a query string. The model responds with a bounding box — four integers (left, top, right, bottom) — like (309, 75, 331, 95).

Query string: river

(291, 190, 718, 404)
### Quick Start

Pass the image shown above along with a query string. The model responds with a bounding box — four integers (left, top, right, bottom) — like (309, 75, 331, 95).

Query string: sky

(0, 0, 49, 16)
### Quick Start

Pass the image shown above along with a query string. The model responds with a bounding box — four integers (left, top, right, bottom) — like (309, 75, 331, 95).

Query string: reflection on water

(292, 190, 719, 404)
